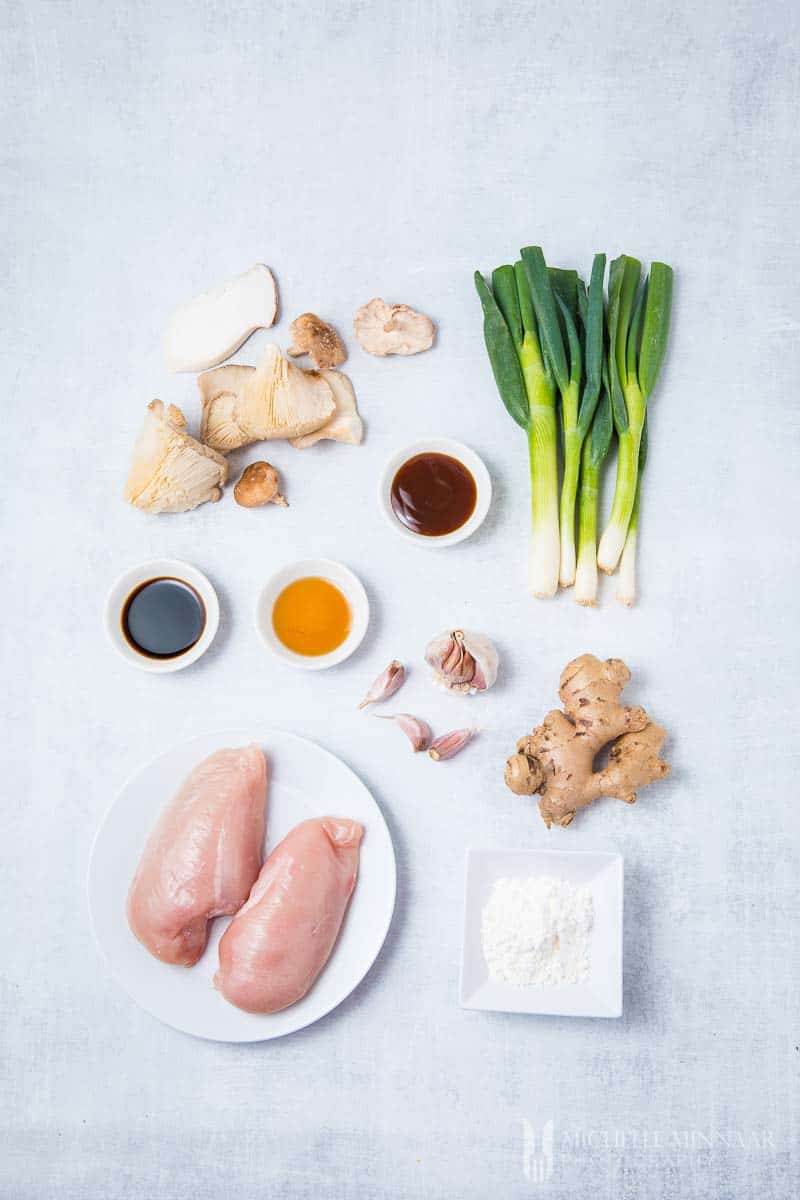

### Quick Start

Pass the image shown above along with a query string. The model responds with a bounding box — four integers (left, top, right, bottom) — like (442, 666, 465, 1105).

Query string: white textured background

(2, 1, 798, 1197)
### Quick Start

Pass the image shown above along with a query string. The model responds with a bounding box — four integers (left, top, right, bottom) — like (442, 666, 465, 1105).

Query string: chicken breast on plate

(127, 745, 267, 966)
(215, 817, 363, 1013)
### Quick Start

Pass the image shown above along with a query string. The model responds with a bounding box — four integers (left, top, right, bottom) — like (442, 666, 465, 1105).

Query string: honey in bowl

(390, 452, 477, 537)
(272, 576, 351, 656)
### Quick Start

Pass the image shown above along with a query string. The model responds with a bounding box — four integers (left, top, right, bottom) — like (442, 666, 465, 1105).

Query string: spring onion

(597, 258, 673, 572)
(474, 264, 560, 596)
(475, 246, 672, 604)
(518, 249, 607, 585)
(575, 389, 613, 605)
(616, 416, 647, 606)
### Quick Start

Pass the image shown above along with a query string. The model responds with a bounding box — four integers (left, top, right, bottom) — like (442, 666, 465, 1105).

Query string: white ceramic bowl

(460, 848, 624, 1019)
(104, 558, 220, 674)
(378, 438, 492, 547)
(254, 558, 369, 671)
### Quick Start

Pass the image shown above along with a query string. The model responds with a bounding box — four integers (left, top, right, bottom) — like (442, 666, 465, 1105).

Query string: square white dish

(459, 848, 623, 1018)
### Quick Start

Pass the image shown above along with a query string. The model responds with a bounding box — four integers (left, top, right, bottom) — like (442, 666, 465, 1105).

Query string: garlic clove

(357, 660, 405, 709)
(428, 728, 478, 761)
(375, 713, 432, 752)
(424, 630, 498, 694)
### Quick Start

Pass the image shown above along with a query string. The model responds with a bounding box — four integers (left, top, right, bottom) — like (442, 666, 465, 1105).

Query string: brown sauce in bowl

(390, 452, 477, 537)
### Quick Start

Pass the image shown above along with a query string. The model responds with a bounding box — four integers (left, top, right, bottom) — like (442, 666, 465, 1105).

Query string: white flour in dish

(481, 875, 594, 986)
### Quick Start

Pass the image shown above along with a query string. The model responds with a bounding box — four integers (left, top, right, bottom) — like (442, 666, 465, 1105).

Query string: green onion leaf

(614, 255, 642, 389)
(576, 253, 606, 439)
(637, 263, 673, 399)
(556, 295, 582, 391)
(588, 388, 613, 467)
(492, 265, 522, 349)
(513, 260, 538, 338)
(549, 268, 579, 326)
(474, 270, 529, 431)
(577, 278, 588, 329)
(638, 411, 649, 473)
(626, 277, 647, 384)
(606, 255, 641, 433)
(521, 246, 569, 395)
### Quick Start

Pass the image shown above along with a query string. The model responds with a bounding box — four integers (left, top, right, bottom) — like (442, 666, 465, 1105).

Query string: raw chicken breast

(215, 817, 363, 1013)
(127, 746, 267, 966)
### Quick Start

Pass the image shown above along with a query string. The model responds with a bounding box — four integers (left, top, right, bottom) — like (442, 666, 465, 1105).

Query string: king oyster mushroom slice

(287, 313, 347, 370)
(198, 345, 336, 453)
(353, 298, 435, 356)
(289, 370, 363, 448)
(124, 400, 228, 514)
(163, 264, 278, 373)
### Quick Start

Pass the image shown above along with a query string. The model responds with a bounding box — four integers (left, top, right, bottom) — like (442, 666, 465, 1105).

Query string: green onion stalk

(574, 389, 613, 605)
(519, 248, 606, 586)
(598, 257, 673, 573)
(474, 263, 560, 597)
(616, 416, 647, 605)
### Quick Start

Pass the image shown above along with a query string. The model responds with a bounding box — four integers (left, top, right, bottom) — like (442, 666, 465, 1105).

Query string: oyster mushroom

(353, 298, 435, 357)
(198, 345, 335, 452)
(287, 313, 347, 370)
(124, 400, 228, 514)
(289, 370, 363, 448)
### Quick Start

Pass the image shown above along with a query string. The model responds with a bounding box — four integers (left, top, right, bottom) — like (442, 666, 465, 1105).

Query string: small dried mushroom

(234, 462, 288, 508)
(353, 298, 435, 357)
(287, 313, 347, 370)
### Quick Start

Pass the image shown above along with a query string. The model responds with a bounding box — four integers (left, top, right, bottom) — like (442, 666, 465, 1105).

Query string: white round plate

(254, 558, 369, 670)
(88, 729, 396, 1041)
(104, 558, 219, 673)
(378, 437, 492, 547)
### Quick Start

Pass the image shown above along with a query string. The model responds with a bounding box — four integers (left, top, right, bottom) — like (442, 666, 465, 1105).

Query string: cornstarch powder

(481, 875, 594, 986)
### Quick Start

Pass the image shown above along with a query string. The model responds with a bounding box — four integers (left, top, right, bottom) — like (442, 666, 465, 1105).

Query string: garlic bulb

(424, 630, 498, 695)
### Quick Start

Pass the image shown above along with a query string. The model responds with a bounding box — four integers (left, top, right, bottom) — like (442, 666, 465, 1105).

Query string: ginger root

(505, 654, 669, 828)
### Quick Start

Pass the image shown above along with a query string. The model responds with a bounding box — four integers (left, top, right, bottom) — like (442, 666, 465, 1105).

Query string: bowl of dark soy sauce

(105, 560, 219, 672)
